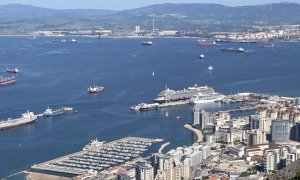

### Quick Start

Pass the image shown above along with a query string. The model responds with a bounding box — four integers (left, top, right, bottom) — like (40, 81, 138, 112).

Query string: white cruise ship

(154, 84, 215, 103)
(0, 111, 37, 130)
(190, 92, 225, 104)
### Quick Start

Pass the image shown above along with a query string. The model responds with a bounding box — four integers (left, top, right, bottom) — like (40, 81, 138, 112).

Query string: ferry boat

(221, 47, 245, 53)
(0, 76, 16, 87)
(88, 86, 104, 93)
(154, 85, 215, 103)
(197, 39, 216, 46)
(190, 93, 225, 104)
(141, 41, 153, 46)
(130, 103, 159, 111)
(199, 54, 205, 59)
(6, 68, 20, 73)
(0, 111, 37, 130)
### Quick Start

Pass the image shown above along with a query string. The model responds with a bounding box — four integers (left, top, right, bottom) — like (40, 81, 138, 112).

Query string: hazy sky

(0, 0, 299, 9)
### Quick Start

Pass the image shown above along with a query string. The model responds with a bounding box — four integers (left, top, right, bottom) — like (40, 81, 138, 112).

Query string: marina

(31, 137, 163, 175)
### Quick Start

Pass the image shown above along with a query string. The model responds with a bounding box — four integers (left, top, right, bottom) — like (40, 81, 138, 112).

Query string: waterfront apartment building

(151, 144, 210, 180)
(271, 120, 292, 142)
(193, 108, 211, 129)
(136, 162, 154, 180)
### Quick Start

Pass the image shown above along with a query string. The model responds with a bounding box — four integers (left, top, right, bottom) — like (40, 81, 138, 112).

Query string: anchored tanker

(0, 111, 37, 130)
(154, 85, 215, 103)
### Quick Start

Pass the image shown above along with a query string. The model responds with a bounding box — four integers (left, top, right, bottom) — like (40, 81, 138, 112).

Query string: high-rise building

(250, 115, 260, 130)
(136, 162, 154, 180)
(249, 115, 272, 133)
(296, 97, 300, 105)
(271, 120, 292, 142)
(264, 151, 279, 173)
(151, 154, 174, 180)
(247, 130, 267, 147)
(295, 122, 300, 141)
(192, 108, 210, 129)
(135, 26, 141, 34)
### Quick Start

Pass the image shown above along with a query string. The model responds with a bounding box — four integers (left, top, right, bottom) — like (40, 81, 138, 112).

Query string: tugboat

(88, 86, 104, 93)
(221, 47, 245, 53)
(6, 68, 19, 74)
(141, 40, 153, 46)
(199, 54, 205, 59)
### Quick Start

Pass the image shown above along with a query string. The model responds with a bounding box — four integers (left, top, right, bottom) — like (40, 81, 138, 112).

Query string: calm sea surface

(0, 37, 300, 178)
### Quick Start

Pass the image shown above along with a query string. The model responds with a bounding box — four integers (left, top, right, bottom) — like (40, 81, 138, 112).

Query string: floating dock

(31, 137, 163, 175)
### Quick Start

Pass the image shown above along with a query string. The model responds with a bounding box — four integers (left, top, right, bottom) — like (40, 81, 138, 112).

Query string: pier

(158, 142, 170, 153)
(184, 124, 203, 143)
(158, 100, 189, 108)
(31, 137, 163, 175)
(219, 107, 256, 113)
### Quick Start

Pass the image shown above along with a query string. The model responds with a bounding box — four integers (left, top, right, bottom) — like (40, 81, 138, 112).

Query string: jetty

(184, 124, 203, 143)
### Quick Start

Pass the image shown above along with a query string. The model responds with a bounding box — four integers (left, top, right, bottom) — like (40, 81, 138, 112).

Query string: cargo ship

(141, 41, 153, 46)
(221, 47, 245, 53)
(154, 85, 215, 103)
(0, 76, 16, 87)
(190, 92, 225, 104)
(197, 39, 216, 46)
(88, 86, 104, 93)
(0, 111, 37, 130)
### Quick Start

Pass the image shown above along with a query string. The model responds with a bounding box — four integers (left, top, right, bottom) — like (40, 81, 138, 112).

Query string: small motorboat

(88, 86, 104, 93)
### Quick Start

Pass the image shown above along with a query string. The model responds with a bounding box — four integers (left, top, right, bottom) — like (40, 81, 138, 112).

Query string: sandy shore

(25, 172, 72, 180)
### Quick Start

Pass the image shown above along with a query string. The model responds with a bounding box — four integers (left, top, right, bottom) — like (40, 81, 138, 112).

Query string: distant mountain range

(1, 3, 300, 34)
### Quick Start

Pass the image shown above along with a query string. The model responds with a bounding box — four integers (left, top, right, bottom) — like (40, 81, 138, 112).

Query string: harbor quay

(130, 84, 267, 112)
(31, 137, 163, 175)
